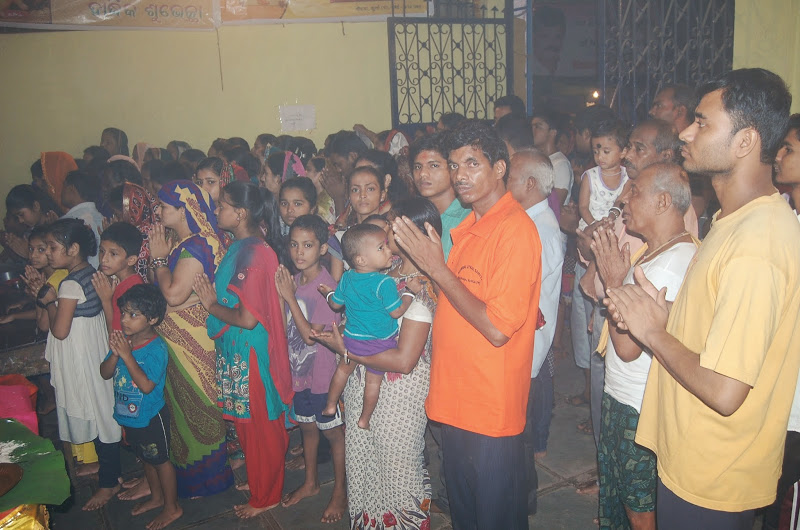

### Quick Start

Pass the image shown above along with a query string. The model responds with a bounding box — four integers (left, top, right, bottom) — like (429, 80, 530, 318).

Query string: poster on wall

(221, 0, 425, 22)
(51, 0, 215, 27)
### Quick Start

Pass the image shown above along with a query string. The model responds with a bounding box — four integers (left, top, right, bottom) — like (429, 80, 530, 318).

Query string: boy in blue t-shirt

(319, 223, 421, 430)
(100, 284, 182, 527)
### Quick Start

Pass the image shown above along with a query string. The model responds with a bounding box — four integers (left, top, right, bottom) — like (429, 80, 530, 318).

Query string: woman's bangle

(44, 300, 56, 308)
(401, 292, 416, 299)
(609, 206, 622, 219)
(36, 284, 51, 300)
(326, 291, 335, 302)
(344, 350, 350, 365)
(150, 257, 168, 269)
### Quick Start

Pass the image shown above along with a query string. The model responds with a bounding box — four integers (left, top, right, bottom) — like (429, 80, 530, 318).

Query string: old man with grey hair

(591, 161, 697, 529)
(506, 149, 564, 515)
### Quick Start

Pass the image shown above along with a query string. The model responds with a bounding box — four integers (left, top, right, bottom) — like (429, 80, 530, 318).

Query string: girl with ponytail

(191, 180, 292, 518)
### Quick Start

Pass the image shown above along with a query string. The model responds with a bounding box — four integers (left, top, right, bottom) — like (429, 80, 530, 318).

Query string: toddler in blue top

(319, 223, 421, 429)
(100, 284, 183, 527)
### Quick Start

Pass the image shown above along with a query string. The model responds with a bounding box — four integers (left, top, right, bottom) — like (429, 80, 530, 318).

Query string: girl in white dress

(31, 218, 121, 510)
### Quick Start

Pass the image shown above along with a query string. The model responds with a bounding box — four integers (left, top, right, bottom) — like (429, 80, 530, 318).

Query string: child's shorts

(123, 407, 171, 466)
(293, 389, 343, 431)
(344, 335, 398, 376)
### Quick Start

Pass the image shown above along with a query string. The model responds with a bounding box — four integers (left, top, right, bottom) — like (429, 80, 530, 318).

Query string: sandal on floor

(577, 419, 593, 435)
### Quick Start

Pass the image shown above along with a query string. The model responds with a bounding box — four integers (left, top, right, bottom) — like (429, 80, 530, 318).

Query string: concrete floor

(47, 349, 602, 530)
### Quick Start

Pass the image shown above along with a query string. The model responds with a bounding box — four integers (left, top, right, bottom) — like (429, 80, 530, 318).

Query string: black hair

(83, 146, 111, 163)
(493, 95, 526, 115)
(408, 132, 448, 167)
(390, 197, 443, 237)
(208, 138, 231, 156)
(591, 119, 631, 150)
(362, 213, 388, 225)
(101, 221, 143, 257)
(789, 114, 800, 141)
(180, 149, 206, 165)
(222, 181, 289, 266)
(446, 119, 510, 168)
(533, 5, 566, 31)
(30, 159, 43, 180)
(162, 161, 190, 182)
(275, 135, 294, 150)
(289, 214, 329, 246)
(167, 140, 192, 156)
(341, 223, 385, 265)
(574, 104, 616, 134)
(255, 134, 278, 148)
(117, 284, 167, 326)
(102, 128, 129, 156)
(196, 157, 225, 177)
(280, 177, 317, 207)
(346, 165, 387, 191)
(108, 185, 124, 213)
(531, 109, 562, 134)
(292, 137, 318, 164)
(495, 113, 534, 152)
(659, 84, 697, 122)
(697, 68, 792, 164)
(307, 157, 325, 173)
(64, 170, 99, 203)
(46, 218, 97, 259)
(636, 118, 680, 159)
(438, 112, 466, 130)
(5, 184, 62, 217)
(266, 151, 286, 179)
(227, 150, 261, 181)
(28, 224, 49, 242)
(356, 149, 410, 203)
(104, 159, 142, 187)
(328, 131, 368, 159)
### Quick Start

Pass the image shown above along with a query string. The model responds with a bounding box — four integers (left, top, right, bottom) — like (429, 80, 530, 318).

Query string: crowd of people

(2, 66, 800, 530)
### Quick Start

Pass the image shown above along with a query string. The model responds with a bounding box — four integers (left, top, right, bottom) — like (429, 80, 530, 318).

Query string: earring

(237, 215, 241, 221)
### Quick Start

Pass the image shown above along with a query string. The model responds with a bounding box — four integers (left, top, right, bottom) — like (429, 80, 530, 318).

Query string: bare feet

(132, 497, 163, 516)
(230, 458, 246, 471)
(75, 462, 100, 477)
(118, 478, 152, 501)
(281, 482, 320, 507)
(289, 444, 304, 457)
(234, 502, 278, 519)
(576, 480, 599, 496)
(235, 482, 250, 491)
(146, 505, 183, 529)
(285, 455, 306, 471)
(121, 476, 143, 488)
(534, 451, 547, 461)
(82, 485, 121, 510)
(357, 418, 370, 430)
(320, 489, 347, 523)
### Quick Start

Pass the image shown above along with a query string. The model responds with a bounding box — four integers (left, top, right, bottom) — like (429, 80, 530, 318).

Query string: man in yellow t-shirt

(605, 68, 800, 529)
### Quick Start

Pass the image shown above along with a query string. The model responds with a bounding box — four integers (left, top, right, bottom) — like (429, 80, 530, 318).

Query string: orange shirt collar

(451, 191, 518, 242)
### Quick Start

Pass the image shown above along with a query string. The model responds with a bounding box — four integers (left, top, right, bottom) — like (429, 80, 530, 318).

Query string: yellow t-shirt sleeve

(699, 256, 786, 386)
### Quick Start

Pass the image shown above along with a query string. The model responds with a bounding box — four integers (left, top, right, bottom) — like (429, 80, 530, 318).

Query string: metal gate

(388, 0, 514, 127)
(598, 0, 734, 123)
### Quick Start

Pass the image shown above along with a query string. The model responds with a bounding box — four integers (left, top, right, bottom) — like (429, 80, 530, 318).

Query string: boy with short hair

(99, 284, 182, 528)
(92, 222, 144, 333)
(61, 170, 104, 268)
(274, 214, 347, 523)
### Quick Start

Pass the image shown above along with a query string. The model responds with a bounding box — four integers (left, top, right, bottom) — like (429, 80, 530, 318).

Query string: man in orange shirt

(393, 120, 542, 529)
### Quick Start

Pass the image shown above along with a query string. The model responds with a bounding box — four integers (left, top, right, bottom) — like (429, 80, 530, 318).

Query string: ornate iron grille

(598, 0, 734, 124)
(388, 0, 514, 127)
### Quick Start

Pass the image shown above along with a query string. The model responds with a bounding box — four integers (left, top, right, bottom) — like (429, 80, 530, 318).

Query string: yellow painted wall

(733, 0, 800, 113)
(0, 22, 391, 220)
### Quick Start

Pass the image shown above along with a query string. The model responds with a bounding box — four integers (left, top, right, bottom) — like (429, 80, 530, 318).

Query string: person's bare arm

(317, 284, 344, 312)
(92, 272, 118, 333)
(391, 217, 509, 347)
(275, 265, 326, 346)
(606, 267, 750, 416)
(109, 330, 156, 394)
(193, 273, 257, 330)
(578, 175, 595, 226)
(312, 317, 430, 375)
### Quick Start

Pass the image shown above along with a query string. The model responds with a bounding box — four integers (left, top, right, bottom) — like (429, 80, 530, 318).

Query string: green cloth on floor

(0, 419, 70, 511)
